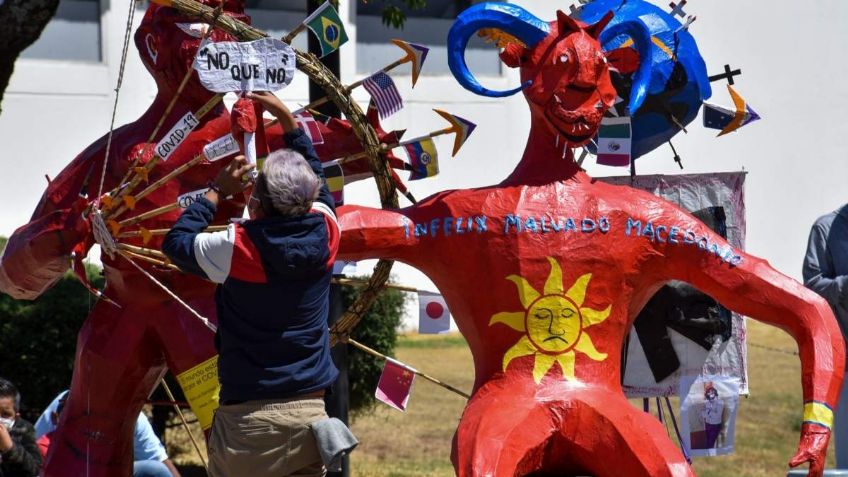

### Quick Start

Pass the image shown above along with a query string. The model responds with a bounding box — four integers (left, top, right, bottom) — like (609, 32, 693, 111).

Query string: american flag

(363, 72, 403, 119)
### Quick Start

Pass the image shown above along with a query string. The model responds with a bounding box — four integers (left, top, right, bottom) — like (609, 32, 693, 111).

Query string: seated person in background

(0, 378, 41, 477)
(36, 391, 181, 477)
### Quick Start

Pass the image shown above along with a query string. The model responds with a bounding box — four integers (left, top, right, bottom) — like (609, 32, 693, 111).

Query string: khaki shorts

(208, 398, 328, 477)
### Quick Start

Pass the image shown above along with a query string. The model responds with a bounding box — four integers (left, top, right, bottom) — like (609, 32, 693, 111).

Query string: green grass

(169, 321, 834, 476)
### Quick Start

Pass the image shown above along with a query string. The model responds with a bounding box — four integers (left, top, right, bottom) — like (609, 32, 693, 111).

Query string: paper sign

(175, 355, 221, 430)
(157, 112, 199, 161)
(679, 375, 739, 457)
(196, 38, 296, 93)
(177, 188, 209, 209)
(203, 133, 239, 162)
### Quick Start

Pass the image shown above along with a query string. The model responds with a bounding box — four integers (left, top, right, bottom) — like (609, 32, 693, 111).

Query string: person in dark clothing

(163, 92, 340, 477)
(0, 378, 41, 477)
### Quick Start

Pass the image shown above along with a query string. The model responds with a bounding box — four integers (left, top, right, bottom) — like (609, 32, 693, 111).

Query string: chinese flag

(375, 358, 416, 412)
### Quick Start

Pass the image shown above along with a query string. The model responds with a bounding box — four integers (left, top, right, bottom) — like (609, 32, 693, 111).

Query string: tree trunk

(0, 0, 60, 116)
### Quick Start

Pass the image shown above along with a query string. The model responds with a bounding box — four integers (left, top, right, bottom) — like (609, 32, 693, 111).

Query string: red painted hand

(788, 422, 831, 477)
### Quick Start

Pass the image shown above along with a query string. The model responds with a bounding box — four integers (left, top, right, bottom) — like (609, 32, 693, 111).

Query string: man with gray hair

(163, 91, 340, 477)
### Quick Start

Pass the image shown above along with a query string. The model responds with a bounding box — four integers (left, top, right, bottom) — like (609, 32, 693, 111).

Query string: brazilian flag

(304, 2, 349, 57)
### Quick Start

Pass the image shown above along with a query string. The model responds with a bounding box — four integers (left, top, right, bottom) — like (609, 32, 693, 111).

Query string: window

(22, 0, 102, 62)
(356, 0, 501, 76)
(245, 0, 309, 50)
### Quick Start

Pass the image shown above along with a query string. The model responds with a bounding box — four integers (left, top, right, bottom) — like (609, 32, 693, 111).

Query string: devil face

(134, 4, 249, 106)
(517, 13, 616, 145)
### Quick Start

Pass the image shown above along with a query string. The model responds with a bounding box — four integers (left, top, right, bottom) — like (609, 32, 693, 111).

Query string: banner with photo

(679, 375, 741, 457)
(599, 172, 748, 397)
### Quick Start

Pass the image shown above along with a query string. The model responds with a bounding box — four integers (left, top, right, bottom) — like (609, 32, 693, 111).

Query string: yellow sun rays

(490, 257, 612, 383)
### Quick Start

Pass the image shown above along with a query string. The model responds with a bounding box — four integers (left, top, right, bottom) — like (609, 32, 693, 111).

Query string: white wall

(1, 1, 846, 330)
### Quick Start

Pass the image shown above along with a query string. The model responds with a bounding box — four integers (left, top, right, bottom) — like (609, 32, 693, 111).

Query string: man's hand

(246, 91, 298, 132)
(0, 424, 14, 453)
(213, 155, 255, 195)
(788, 422, 831, 477)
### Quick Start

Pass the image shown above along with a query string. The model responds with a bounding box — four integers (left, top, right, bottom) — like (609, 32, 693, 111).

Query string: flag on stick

(323, 161, 345, 205)
(391, 39, 430, 87)
(304, 1, 349, 57)
(405, 139, 439, 180)
(433, 109, 477, 156)
(375, 358, 416, 412)
(596, 117, 632, 166)
(418, 291, 450, 334)
(294, 111, 325, 145)
(363, 72, 403, 119)
(703, 85, 761, 136)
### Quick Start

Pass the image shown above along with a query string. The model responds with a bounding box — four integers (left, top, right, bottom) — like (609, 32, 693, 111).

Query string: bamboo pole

(161, 379, 208, 471)
(117, 243, 169, 261)
(118, 203, 181, 228)
(118, 224, 228, 239)
(122, 250, 181, 272)
(110, 153, 207, 219)
(331, 277, 418, 293)
(346, 338, 470, 399)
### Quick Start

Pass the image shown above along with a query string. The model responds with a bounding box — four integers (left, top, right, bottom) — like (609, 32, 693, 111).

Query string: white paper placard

(203, 134, 239, 162)
(177, 188, 209, 209)
(156, 112, 199, 161)
(196, 38, 296, 93)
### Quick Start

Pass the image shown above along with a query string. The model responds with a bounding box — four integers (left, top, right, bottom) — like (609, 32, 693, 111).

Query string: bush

(0, 237, 104, 420)
(341, 277, 407, 416)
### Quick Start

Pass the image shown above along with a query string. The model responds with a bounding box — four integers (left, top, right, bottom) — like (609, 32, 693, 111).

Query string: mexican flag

(596, 117, 632, 167)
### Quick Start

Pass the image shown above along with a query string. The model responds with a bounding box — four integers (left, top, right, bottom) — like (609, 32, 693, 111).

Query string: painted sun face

(490, 257, 611, 383)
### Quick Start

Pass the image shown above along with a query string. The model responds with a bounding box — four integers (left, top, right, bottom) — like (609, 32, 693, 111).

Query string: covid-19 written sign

(195, 37, 296, 93)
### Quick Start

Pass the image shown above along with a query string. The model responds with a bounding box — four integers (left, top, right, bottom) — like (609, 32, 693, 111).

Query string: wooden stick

(111, 154, 207, 218)
(122, 250, 181, 272)
(297, 56, 410, 113)
(282, 23, 307, 44)
(332, 277, 418, 293)
(346, 338, 470, 400)
(161, 379, 208, 471)
(117, 243, 169, 261)
(118, 224, 228, 239)
(118, 203, 181, 228)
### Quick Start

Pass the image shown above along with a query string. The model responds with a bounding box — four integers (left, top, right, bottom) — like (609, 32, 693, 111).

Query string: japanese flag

(418, 291, 450, 334)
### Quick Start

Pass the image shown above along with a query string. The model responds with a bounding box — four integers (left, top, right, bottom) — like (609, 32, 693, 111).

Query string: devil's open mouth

(545, 103, 602, 146)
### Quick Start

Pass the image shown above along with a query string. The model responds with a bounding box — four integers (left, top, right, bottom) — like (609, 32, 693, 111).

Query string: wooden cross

(669, 0, 688, 18)
(708, 64, 742, 85)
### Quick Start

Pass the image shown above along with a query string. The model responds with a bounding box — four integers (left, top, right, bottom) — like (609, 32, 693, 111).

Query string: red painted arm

(0, 150, 98, 300)
(647, 205, 843, 476)
(337, 205, 414, 262)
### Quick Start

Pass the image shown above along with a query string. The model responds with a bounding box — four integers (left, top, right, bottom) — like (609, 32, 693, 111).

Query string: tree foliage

(366, 0, 428, 29)
(0, 238, 104, 420)
(341, 277, 407, 416)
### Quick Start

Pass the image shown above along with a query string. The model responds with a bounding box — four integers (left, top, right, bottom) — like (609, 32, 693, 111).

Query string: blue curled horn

(447, 2, 550, 98)
(599, 20, 655, 115)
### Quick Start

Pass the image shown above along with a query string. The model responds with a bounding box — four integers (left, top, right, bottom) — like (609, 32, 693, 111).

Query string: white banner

(203, 134, 239, 162)
(156, 112, 199, 161)
(196, 38, 296, 93)
(599, 172, 749, 397)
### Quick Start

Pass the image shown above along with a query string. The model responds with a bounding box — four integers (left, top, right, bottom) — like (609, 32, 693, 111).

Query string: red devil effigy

(0, 1, 408, 475)
(338, 3, 845, 476)
(0, 0, 844, 476)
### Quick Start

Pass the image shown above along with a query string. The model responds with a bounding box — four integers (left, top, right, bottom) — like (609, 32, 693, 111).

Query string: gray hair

(259, 149, 321, 217)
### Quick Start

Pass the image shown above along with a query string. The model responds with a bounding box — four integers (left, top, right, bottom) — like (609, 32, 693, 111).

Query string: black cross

(669, 0, 687, 18)
(708, 64, 742, 85)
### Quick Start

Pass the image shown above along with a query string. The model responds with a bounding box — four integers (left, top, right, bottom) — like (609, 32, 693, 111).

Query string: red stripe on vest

(312, 208, 340, 270)
(229, 225, 268, 283)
